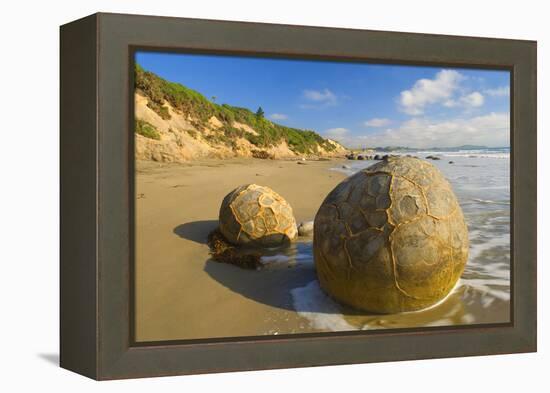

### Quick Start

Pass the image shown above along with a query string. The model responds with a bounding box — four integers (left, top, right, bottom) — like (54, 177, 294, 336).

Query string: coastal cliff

(134, 65, 348, 162)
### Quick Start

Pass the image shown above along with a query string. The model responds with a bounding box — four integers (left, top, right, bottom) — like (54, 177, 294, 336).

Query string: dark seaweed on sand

(207, 228, 262, 270)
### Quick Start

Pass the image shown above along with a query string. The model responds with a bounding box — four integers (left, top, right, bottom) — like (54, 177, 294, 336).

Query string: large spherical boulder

(314, 156, 469, 313)
(219, 184, 298, 247)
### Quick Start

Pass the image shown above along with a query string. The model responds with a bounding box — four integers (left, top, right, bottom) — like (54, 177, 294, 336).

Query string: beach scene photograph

(133, 51, 510, 342)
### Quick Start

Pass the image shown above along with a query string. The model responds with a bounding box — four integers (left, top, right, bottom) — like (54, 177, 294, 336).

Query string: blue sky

(136, 51, 510, 148)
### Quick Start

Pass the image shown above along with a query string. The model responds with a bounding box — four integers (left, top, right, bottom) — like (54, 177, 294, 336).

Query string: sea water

(261, 149, 511, 331)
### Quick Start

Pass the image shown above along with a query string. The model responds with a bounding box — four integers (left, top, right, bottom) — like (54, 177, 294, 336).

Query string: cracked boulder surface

(314, 156, 469, 313)
(219, 184, 298, 248)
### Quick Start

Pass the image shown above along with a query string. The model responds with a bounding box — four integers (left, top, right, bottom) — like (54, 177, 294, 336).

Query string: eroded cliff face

(134, 93, 348, 162)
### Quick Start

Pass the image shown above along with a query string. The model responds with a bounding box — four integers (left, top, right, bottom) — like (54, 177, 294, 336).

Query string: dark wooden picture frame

(60, 12, 537, 380)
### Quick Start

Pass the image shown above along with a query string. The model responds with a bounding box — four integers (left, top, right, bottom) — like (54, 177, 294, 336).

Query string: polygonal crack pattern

(220, 184, 298, 247)
(314, 157, 469, 313)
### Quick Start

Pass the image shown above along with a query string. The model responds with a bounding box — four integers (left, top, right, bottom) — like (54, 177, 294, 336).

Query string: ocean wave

(460, 280, 510, 301)
(465, 226, 511, 296)
(416, 149, 509, 157)
(471, 198, 510, 205)
(443, 153, 509, 159)
(468, 230, 510, 263)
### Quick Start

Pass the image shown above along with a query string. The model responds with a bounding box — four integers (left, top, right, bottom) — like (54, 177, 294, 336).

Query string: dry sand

(135, 158, 347, 341)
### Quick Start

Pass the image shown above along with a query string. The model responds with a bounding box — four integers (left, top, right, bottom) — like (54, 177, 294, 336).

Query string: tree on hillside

(255, 106, 265, 119)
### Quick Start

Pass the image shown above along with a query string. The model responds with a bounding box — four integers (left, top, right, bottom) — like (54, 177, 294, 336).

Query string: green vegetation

(255, 106, 264, 119)
(146, 101, 171, 120)
(135, 119, 161, 140)
(135, 64, 341, 154)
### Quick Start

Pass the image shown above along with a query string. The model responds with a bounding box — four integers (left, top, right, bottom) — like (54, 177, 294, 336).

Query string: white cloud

(461, 91, 485, 107)
(443, 91, 484, 109)
(364, 118, 391, 127)
(302, 88, 337, 106)
(399, 70, 464, 115)
(270, 113, 288, 120)
(484, 86, 510, 97)
(324, 127, 349, 138)
(343, 112, 509, 148)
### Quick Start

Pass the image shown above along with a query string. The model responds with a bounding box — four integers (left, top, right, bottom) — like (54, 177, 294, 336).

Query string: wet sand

(135, 157, 510, 342)
(135, 158, 347, 341)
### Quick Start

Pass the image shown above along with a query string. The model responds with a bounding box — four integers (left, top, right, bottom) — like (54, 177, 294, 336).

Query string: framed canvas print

(60, 13, 537, 380)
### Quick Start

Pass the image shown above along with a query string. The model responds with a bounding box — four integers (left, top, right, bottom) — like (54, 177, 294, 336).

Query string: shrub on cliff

(135, 119, 161, 140)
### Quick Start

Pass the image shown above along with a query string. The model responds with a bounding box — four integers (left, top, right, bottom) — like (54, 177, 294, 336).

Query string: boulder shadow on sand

(174, 220, 358, 315)
(173, 220, 218, 244)
(203, 252, 368, 316)
(204, 259, 318, 312)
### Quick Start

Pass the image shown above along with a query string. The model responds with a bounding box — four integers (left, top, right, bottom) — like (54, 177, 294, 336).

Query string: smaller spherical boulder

(219, 184, 298, 247)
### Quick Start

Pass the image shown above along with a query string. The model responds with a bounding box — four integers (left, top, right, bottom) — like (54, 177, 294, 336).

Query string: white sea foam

(290, 280, 355, 331)
(423, 318, 454, 327)
(260, 255, 290, 264)
(468, 230, 510, 265)
(290, 279, 473, 331)
(460, 280, 510, 301)
(462, 313, 475, 324)
(295, 253, 312, 261)
(440, 153, 510, 159)
(260, 248, 314, 268)
(472, 198, 510, 205)
(461, 278, 510, 287)
(416, 150, 510, 159)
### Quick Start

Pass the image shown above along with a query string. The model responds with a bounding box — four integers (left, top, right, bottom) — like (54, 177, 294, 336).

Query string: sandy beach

(135, 158, 348, 341)
(135, 156, 510, 342)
